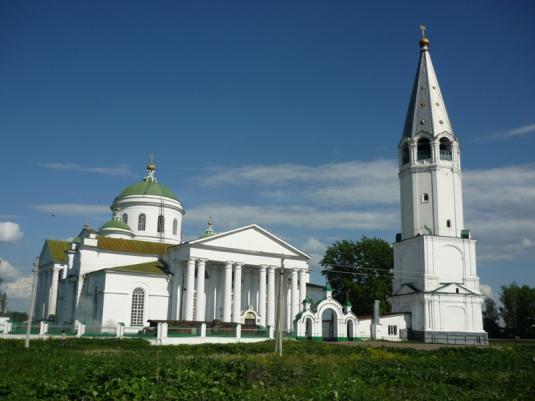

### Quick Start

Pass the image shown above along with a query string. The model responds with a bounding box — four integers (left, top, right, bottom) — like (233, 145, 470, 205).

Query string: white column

(291, 268, 299, 322)
(223, 261, 233, 322)
(172, 260, 181, 320)
(258, 265, 267, 326)
(48, 268, 60, 318)
(299, 269, 307, 311)
(267, 266, 275, 327)
(233, 263, 242, 323)
(195, 259, 207, 321)
(184, 258, 196, 321)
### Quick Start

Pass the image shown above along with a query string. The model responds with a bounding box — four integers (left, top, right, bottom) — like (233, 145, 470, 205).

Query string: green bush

(0, 339, 533, 400)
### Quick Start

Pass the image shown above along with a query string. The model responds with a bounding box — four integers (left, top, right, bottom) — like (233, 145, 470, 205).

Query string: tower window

(456, 288, 459, 294)
(173, 218, 178, 235)
(138, 214, 146, 231)
(439, 137, 452, 160)
(422, 193, 430, 203)
(130, 287, 145, 326)
(157, 215, 165, 233)
(446, 219, 451, 228)
(417, 138, 431, 160)
(402, 143, 410, 164)
(122, 214, 128, 224)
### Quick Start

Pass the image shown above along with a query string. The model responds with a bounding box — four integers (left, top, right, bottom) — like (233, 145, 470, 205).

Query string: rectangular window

(388, 325, 398, 336)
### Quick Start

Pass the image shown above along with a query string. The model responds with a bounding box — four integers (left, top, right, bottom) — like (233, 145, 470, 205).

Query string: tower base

(411, 330, 488, 345)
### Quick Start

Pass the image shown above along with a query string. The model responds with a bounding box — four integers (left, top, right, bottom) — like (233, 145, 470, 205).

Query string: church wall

(77, 247, 158, 276)
(99, 272, 169, 327)
(112, 196, 183, 244)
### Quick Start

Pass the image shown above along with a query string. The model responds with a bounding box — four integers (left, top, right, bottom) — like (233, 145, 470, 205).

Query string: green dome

(100, 220, 133, 232)
(118, 180, 178, 202)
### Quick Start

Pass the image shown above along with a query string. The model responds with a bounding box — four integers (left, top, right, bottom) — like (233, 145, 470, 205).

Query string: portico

(166, 224, 310, 330)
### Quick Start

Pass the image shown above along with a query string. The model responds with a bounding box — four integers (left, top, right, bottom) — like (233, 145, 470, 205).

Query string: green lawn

(0, 339, 534, 400)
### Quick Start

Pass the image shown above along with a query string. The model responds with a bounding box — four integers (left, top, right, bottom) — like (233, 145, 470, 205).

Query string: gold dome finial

(419, 25, 429, 48)
(147, 154, 156, 171)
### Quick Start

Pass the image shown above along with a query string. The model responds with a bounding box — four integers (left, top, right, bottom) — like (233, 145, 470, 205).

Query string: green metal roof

(44, 240, 71, 263)
(100, 220, 133, 232)
(108, 260, 169, 276)
(117, 180, 178, 201)
(96, 237, 170, 255)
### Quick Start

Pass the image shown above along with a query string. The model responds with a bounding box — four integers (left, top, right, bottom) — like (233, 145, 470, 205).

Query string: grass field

(0, 338, 534, 400)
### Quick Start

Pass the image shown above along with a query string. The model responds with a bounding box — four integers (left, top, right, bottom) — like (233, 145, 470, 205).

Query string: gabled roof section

(392, 283, 421, 296)
(43, 240, 71, 264)
(95, 237, 170, 255)
(431, 283, 478, 295)
(402, 35, 454, 140)
(188, 224, 310, 259)
(107, 260, 169, 276)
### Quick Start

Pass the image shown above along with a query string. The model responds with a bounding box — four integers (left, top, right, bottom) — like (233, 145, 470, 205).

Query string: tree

(482, 297, 502, 338)
(321, 236, 393, 316)
(499, 283, 535, 338)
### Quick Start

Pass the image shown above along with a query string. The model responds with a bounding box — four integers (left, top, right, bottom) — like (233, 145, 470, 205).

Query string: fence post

(236, 323, 241, 340)
(157, 322, 168, 345)
(116, 323, 124, 338)
(200, 323, 206, 339)
(268, 325, 274, 339)
(39, 321, 46, 337)
(76, 321, 85, 337)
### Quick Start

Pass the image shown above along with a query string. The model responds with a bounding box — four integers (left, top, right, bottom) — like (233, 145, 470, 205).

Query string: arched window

(157, 215, 165, 233)
(173, 218, 178, 235)
(138, 214, 146, 231)
(122, 214, 128, 224)
(447, 219, 452, 228)
(402, 143, 410, 165)
(422, 193, 430, 202)
(417, 138, 431, 160)
(439, 137, 452, 160)
(130, 288, 145, 326)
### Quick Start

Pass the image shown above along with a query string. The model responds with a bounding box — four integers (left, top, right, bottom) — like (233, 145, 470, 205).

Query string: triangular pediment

(393, 283, 421, 296)
(431, 283, 477, 295)
(189, 224, 310, 259)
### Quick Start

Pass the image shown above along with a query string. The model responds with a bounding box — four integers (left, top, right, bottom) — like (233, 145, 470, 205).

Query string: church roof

(100, 219, 132, 232)
(115, 162, 179, 202)
(117, 180, 178, 202)
(44, 239, 71, 263)
(402, 31, 454, 140)
(96, 237, 171, 255)
(107, 260, 169, 276)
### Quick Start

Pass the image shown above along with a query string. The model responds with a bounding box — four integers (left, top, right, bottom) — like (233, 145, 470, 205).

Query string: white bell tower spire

(390, 28, 487, 345)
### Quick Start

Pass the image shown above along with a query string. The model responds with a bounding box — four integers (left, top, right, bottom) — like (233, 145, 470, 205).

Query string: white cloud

(43, 162, 134, 178)
(0, 222, 23, 242)
(480, 284, 493, 299)
(0, 259, 19, 281)
(5, 275, 33, 300)
(186, 204, 398, 231)
(33, 204, 110, 216)
(474, 123, 535, 142)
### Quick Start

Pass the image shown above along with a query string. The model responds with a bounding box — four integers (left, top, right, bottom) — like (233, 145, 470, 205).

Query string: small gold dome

(147, 162, 156, 171)
(419, 37, 430, 48)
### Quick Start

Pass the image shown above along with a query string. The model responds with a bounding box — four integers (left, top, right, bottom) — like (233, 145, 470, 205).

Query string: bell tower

(390, 28, 487, 344)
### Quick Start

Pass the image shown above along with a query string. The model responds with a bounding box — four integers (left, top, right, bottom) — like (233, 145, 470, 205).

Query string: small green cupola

(99, 209, 135, 239)
(324, 283, 333, 298)
(198, 217, 216, 239)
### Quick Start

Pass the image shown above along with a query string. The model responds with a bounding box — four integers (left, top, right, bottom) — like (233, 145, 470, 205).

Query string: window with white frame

(130, 288, 145, 326)
(138, 214, 146, 231)
(388, 325, 398, 336)
(157, 215, 165, 233)
(122, 214, 128, 224)
(173, 218, 178, 235)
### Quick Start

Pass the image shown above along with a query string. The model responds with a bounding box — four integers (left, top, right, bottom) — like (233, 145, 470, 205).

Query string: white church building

(35, 162, 312, 333)
(31, 31, 487, 345)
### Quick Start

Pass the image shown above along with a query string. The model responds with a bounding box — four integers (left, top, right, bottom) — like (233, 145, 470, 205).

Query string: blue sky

(1, 0, 534, 311)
